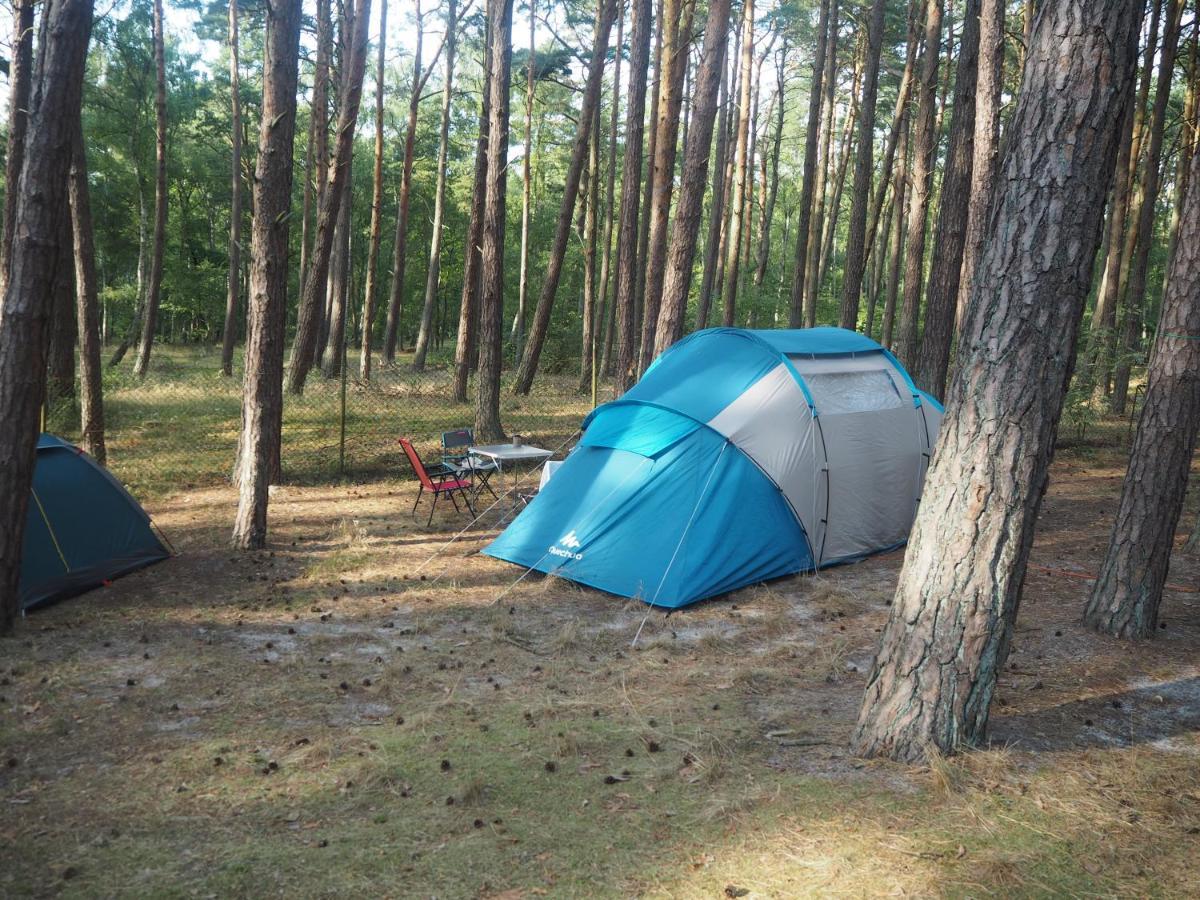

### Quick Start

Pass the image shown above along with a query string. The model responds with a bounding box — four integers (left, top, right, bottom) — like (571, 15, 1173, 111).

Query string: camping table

(468, 443, 554, 511)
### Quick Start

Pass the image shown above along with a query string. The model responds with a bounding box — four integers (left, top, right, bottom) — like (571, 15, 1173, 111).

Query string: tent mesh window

(801, 370, 905, 414)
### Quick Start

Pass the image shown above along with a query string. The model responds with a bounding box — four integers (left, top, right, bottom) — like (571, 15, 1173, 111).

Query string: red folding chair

(399, 438, 476, 526)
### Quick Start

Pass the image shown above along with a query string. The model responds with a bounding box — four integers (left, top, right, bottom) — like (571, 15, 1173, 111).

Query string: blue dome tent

(484, 327, 943, 608)
(19, 435, 170, 612)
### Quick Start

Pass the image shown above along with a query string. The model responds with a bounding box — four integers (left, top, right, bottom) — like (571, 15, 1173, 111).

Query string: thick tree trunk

(132, 0, 168, 378)
(512, 0, 617, 394)
(512, 0, 536, 354)
(1083, 145, 1200, 638)
(321, 177, 352, 377)
(1112, 0, 1182, 416)
(413, 0, 459, 371)
(633, 3, 664, 355)
(881, 114, 909, 348)
(719, 0, 754, 328)
(359, 0, 388, 381)
(232, 0, 302, 551)
(637, 0, 695, 374)
(220, 0, 243, 377)
(474, 0, 514, 440)
(0, 0, 94, 632)
(69, 115, 106, 465)
(46, 212, 77, 407)
(837, 0, 887, 330)
(894, 0, 942, 368)
(452, 28, 492, 403)
(652, 0, 731, 354)
(915, 0, 981, 398)
(803, 1, 839, 327)
(285, 0, 371, 395)
(1165, 31, 1197, 274)
(612, 0, 653, 393)
(1, 0, 34, 295)
(383, 4, 429, 362)
(851, 0, 1140, 762)
(787, 0, 831, 327)
(955, 0, 1003, 339)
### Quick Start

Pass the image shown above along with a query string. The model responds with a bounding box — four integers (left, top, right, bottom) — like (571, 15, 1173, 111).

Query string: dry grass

(2, 440, 1199, 897)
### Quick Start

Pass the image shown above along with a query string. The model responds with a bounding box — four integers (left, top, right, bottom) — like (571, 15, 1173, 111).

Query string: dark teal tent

(19, 435, 170, 612)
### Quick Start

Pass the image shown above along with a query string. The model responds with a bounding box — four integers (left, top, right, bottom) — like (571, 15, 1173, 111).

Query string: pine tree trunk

(1084, 147, 1200, 638)
(132, 0, 168, 378)
(894, 0, 942, 368)
(512, 0, 617, 395)
(786, 0, 831, 327)
(719, 0, 754, 328)
(414, 0, 459, 371)
(653, 0, 731, 354)
(881, 115, 909, 349)
(915, 0, 981, 398)
(474, 0, 514, 440)
(633, 2, 664, 355)
(579, 102, 602, 393)
(298, 0, 332, 364)
(818, 60, 859, 295)
(0, 0, 34, 296)
(512, 0, 536, 353)
(1112, 0, 1182, 416)
(321, 177, 352, 378)
(220, 0, 243, 377)
(695, 61, 731, 332)
(955, 0, 1003, 340)
(383, 5, 428, 362)
(46, 212, 78, 407)
(359, 0, 388, 382)
(1165, 31, 1197, 274)
(803, 0, 839, 327)
(596, 7, 623, 381)
(452, 26, 492, 404)
(637, 0, 695, 374)
(69, 113, 106, 465)
(232, 0, 303, 551)
(753, 46, 785, 290)
(851, 0, 1140, 762)
(286, 0, 371, 395)
(613, 0, 653, 393)
(0, 0, 95, 632)
(837, 0, 887, 330)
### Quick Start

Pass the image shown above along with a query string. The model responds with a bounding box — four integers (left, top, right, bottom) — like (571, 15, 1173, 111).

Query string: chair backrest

(441, 428, 474, 452)
(399, 439, 436, 490)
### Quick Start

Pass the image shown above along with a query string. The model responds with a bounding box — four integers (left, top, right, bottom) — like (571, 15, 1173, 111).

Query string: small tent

(484, 327, 943, 608)
(19, 435, 170, 612)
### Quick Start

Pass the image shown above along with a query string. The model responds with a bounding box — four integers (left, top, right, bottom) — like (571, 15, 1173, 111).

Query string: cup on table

(511, 434, 523, 447)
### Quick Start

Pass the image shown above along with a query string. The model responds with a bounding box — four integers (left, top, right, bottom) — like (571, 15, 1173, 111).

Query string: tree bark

(321, 176, 352, 377)
(753, 44, 785, 291)
(652, 0, 731, 354)
(633, 0, 664, 354)
(298, 0, 332, 364)
(285, 0, 371, 395)
(695, 57, 731, 332)
(803, 0, 839, 327)
(1, 0, 34, 296)
(132, 0, 168, 378)
(0, 0, 94, 632)
(596, 5, 623, 381)
(512, 0, 536, 354)
(837, 0, 887, 330)
(232, 0, 303, 551)
(359, 0, 388, 381)
(1165, 29, 1198, 275)
(46, 208, 78, 408)
(69, 114, 105, 465)
(915, 0, 981, 398)
(512, 0, 617, 395)
(954, 0, 1003, 340)
(719, 0, 754, 328)
(220, 0, 244, 377)
(1084, 148, 1200, 638)
(474, 0, 514, 440)
(579, 100, 602, 392)
(612, 0, 653, 393)
(817, 55, 859, 295)
(413, 0, 460, 370)
(452, 23, 492, 404)
(384, 2, 431, 362)
(881, 113, 909, 348)
(637, 0, 695, 374)
(1112, 0, 1182, 416)
(894, 0, 942, 368)
(851, 0, 1140, 762)
(787, 0, 831, 327)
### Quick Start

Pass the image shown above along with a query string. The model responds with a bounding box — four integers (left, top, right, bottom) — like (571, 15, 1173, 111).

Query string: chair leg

(461, 487, 476, 518)
(411, 485, 424, 517)
(427, 490, 438, 527)
(449, 490, 461, 513)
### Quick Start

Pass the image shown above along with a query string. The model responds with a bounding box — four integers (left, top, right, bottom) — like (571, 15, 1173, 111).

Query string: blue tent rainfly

(484, 327, 944, 608)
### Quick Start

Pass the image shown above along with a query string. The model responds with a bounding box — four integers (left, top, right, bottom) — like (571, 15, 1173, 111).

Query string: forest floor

(2, 433, 1199, 898)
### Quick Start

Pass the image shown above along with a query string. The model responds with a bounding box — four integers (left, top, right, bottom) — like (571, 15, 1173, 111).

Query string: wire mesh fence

(43, 342, 614, 501)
